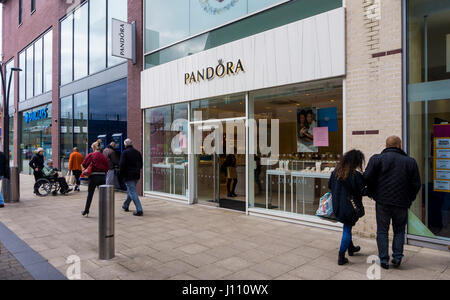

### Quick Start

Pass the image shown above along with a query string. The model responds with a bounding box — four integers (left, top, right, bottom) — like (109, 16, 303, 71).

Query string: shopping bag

(66, 171, 75, 185)
(316, 192, 338, 222)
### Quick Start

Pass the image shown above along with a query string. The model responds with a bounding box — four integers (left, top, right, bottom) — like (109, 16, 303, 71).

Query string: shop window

(407, 0, 450, 242)
(248, 79, 343, 216)
(20, 105, 52, 174)
(144, 104, 189, 197)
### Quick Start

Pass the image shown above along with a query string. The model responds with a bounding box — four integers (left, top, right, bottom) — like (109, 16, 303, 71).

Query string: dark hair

(335, 150, 365, 181)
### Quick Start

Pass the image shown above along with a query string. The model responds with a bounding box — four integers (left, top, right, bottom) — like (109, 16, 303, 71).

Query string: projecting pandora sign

(184, 59, 245, 85)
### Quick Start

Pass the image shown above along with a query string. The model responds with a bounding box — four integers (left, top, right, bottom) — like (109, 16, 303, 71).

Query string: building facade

(1, 0, 143, 191)
(2, 0, 449, 250)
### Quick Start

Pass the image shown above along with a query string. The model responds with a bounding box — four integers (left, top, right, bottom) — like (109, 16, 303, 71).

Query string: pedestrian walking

(328, 149, 367, 266)
(120, 139, 144, 217)
(364, 136, 421, 269)
(68, 147, 84, 192)
(103, 142, 120, 187)
(30, 148, 45, 194)
(0, 151, 8, 208)
(81, 140, 110, 217)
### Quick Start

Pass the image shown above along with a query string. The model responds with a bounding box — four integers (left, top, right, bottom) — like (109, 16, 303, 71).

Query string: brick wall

(346, 0, 403, 238)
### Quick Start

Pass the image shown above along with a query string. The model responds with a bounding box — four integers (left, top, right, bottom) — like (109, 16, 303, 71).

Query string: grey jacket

(103, 146, 120, 170)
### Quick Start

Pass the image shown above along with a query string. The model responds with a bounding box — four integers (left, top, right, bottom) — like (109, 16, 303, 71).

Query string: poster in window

(297, 107, 318, 153)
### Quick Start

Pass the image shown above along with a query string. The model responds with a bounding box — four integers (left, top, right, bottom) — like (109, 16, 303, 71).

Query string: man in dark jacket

(0, 151, 8, 208)
(30, 148, 45, 193)
(120, 139, 144, 216)
(364, 136, 421, 269)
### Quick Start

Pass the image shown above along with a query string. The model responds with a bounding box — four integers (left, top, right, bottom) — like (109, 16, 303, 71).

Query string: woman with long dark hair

(328, 149, 367, 265)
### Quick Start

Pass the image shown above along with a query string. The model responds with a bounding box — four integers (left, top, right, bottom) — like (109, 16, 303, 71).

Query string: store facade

(19, 104, 52, 174)
(142, 1, 345, 229)
(405, 0, 450, 248)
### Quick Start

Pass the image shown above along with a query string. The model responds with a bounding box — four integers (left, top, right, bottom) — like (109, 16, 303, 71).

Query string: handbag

(343, 179, 365, 219)
(316, 192, 338, 223)
(82, 163, 94, 178)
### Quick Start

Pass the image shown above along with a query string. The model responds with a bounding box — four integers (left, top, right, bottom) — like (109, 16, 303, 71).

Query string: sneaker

(380, 262, 389, 270)
(0, 204, 4, 208)
(122, 206, 130, 212)
(133, 211, 143, 217)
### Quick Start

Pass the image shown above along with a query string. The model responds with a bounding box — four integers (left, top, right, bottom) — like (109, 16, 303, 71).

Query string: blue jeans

(340, 224, 353, 254)
(376, 203, 408, 264)
(123, 181, 143, 213)
(0, 176, 4, 205)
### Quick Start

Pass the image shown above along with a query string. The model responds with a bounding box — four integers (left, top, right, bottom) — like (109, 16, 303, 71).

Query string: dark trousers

(84, 174, 106, 213)
(227, 178, 237, 196)
(33, 170, 43, 191)
(73, 170, 82, 186)
(55, 177, 69, 192)
(33, 170, 43, 182)
(376, 203, 408, 264)
(255, 170, 262, 195)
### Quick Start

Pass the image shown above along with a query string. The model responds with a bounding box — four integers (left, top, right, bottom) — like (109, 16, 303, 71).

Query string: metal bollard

(2, 167, 20, 203)
(9, 167, 20, 203)
(99, 185, 115, 260)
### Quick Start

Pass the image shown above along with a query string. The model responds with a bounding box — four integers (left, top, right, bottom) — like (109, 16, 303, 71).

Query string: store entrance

(193, 119, 246, 212)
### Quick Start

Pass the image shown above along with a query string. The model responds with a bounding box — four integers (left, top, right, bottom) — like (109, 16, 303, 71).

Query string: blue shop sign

(24, 108, 49, 124)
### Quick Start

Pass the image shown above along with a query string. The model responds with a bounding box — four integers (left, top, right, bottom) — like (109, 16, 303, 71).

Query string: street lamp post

(0, 62, 22, 203)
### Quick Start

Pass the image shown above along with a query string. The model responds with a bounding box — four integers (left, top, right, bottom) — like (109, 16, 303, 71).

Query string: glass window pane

(19, 52, 25, 101)
(89, 0, 107, 74)
(5, 60, 15, 105)
(107, 0, 127, 67)
(61, 14, 73, 85)
(34, 38, 43, 96)
(26, 45, 34, 99)
(248, 79, 343, 214)
(189, 0, 247, 35)
(74, 91, 89, 157)
(21, 104, 52, 174)
(43, 30, 53, 92)
(191, 94, 246, 121)
(88, 79, 127, 148)
(145, 0, 342, 68)
(408, 2, 450, 85)
(145, 0, 189, 52)
(60, 96, 73, 172)
(74, 3, 88, 80)
(144, 103, 188, 196)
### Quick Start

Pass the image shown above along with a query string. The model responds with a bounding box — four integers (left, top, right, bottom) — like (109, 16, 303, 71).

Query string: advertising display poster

(318, 107, 338, 132)
(434, 135, 450, 193)
(297, 107, 318, 153)
(313, 127, 329, 147)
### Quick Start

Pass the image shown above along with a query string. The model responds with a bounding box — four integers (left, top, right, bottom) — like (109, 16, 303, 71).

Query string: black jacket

(119, 146, 143, 182)
(329, 171, 367, 226)
(364, 147, 421, 208)
(0, 152, 8, 178)
(29, 153, 45, 171)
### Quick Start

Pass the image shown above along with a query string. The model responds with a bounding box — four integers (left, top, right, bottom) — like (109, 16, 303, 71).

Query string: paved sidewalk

(0, 242, 34, 280)
(0, 174, 448, 280)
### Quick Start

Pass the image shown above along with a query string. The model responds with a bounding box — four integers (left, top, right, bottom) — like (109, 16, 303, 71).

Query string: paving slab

(0, 174, 448, 280)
